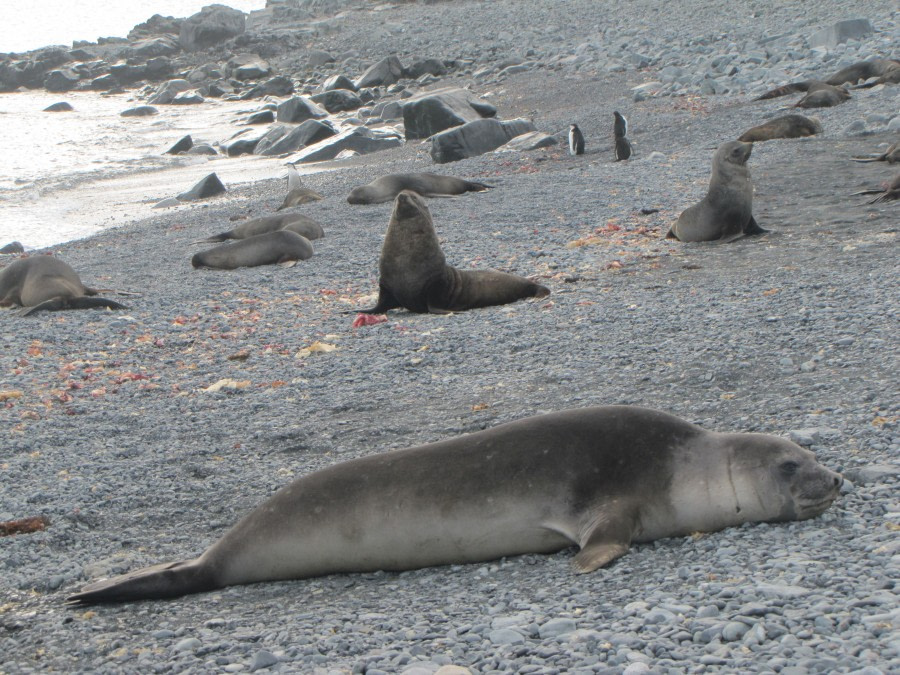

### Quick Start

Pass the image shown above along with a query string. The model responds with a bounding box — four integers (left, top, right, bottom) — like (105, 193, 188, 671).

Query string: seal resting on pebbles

(347, 173, 493, 205)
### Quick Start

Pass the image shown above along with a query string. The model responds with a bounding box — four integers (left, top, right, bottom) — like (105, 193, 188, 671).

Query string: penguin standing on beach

(569, 124, 585, 155)
(613, 111, 632, 161)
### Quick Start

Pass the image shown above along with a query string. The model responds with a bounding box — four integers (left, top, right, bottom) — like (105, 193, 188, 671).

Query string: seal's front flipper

(665, 227, 678, 240)
(573, 515, 634, 572)
(20, 297, 127, 316)
(356, 285, 401, 315)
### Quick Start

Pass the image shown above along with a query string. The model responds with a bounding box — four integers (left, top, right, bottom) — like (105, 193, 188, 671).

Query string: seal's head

(346, 186, 370, 204)
(717, 140, 753, 166)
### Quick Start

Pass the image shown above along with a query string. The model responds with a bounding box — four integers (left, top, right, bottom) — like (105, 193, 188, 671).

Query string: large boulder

(108, 62, 147, 84)
(310, 89, 363, 113)
(127, 14, 182, 41)
(809, 18, 874, 48)
(406, 58, 447, 79)
(496, 130, 557, 152)
(355, 55, 404, 89)
(402, 87, 496, 140)
(128, 36, 180, 59)
(179, 4, 246, 52)
(229, 53, 270, 80)
(177, 173, 226, 201)
(321, 74, 357, 92)
(240, 75, 294, 99)
(276, 96, 328, 123)
(43, 68, 80, 92)
(287, 127, 402, 164)
(253, 126, 291, 155)
(256, 119, 336, 156)
(0, 48, 69, 90)
(148, 78, 192, 104)
(431, 118, 536, 163)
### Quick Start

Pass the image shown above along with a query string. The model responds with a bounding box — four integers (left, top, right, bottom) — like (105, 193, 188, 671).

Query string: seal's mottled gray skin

(67, 405, 842, 604)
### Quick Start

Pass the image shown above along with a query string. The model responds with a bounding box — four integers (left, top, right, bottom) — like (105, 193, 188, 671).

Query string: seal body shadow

(358, 191, 548, 314)
(668, 141, 768, 242)
(66, 405, 842, 604)
(0, 256, 127, 315)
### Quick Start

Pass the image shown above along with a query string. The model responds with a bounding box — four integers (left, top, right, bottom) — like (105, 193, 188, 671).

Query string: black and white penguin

(613, 111, 632, 161)
(568, 123, 585, 155)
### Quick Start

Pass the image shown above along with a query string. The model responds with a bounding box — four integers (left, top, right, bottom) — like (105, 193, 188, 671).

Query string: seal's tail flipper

(191, 234, 228, 244)
(467, 182, 494, 193)
(67, 558, 216, 604)
(20, 297, 128, 316)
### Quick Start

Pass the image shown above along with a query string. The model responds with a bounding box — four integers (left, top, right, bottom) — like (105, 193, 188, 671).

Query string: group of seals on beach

(67, 405, 842, 603)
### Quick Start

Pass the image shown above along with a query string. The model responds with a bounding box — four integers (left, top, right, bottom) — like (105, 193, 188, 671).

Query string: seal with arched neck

(194, 213, 325, 244)
(347, 173, 493, 205)
(66, 405, 843, 604)
(667, 141, 767, 243)
(738, 115, 823, 142)
(357, 190, 548, 314)
(0, 256, 127, 316)
(191, 231, 314, 270)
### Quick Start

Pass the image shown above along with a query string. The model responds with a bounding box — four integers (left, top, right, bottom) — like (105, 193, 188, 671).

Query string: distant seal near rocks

(347, 173, 493, 205)
(667, 141, 768, 243)
(738, 114, 823, 142)
(195, 213, 325, 244)
(826, 58, 900, 86)
(0, 256, 127, 316)
(852, 141, 900, 164)
(357, 190, 549, 314)
(0, 241, 25, 254)
(794, 84, 850, 109)
(66, 405, 843, 604)
(277, 165, 324, 211)
(191, 231, 314, 270)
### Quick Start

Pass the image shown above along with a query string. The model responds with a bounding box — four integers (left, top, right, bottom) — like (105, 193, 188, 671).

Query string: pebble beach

(1, 1, 899, 673)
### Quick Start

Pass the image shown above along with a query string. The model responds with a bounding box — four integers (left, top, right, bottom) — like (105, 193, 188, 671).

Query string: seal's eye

(780, 461, 800, 476)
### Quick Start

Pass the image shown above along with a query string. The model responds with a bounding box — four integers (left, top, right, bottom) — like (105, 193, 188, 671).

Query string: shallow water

(0, 90, 317, 249)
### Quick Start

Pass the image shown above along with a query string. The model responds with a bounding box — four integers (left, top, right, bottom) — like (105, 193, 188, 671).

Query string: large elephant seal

(195, 213, 325, 244)
(191, 231, 314, 270)
(738, 114, 823, 142)
(357, 191, 548, 314)
(667, 141, 768, 243)
(347, 173, 493, 205)
(0, 256, 127, 316)
(66, 405, 843, 604)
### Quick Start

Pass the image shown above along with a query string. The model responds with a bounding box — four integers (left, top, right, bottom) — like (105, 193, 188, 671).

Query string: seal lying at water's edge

(357, 190, 548, 314)
(66, 405, 843, 604)
(191, 231, 314, 270)
(347, 173, 493, 204)
(738, 115, 823, 143)
(667, 141, 767, 242)
(194, 213, 325, 243)
(0, 256, 127, 316)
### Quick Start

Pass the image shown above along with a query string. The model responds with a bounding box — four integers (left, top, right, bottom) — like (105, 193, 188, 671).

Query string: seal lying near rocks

(0, 256, 127, 316)
(191, 231, 314, 269)
(851, 141, 900, 164)
(667, 141, 767, 243)
(756, 81, 850, 108)
(347, 173, 493, 204)
(356, 190, 548, 314)
(194, 213, 325, 244)
(738, 115, 822, 143)
(853, 173, 900, 204)
(826, 58, 900, 86)
(66, 405, 843, 604)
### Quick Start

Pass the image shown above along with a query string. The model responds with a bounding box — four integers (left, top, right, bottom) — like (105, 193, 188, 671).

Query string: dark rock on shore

(256, 119, 337, 156)
(165, 135, 194, 155)
(177, 172, 226, 201)
(120, 105, 157, 117)
(43, 101, 74, 112)
(276, 96, 328, 123)
(403, 87, 497, 140)
(431, 117, 536, 163)
(311, 88, 363, 113)
(356, 54, 404, 89)
(287, 126, 402, 163)
(179, 4, 246, 52)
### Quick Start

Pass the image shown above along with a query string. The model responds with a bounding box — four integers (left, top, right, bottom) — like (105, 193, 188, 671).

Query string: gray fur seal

(852, 141, 900, 164)
(667, 141, 767, 243)
(191, 231, 314, 270)
(826, 58, 900, 86)
(853, 172, 900, 204)
(755, 81, 850, 108)
(347, 173, 493, 205)
(277, 165, 324, 211)
(66, 405, 843, 604)
(738, 115, 823, 143)
(0, 256, 127, 316)
(358, 190, 549, 314)
(195, 213, 325, 244)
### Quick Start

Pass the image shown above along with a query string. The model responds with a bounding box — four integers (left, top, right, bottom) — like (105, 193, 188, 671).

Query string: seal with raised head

(66, 405, 843, 604)
(738, 114, 823, 143)
(357, 190, 548, 314)
(0, 256, 127, 316)
(347, 173, 493, 205)
(191, 231, 314, 270)
(667, 141, 768, 243)
(852, 141, 900, 164)
(195, 213, 325, 244)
